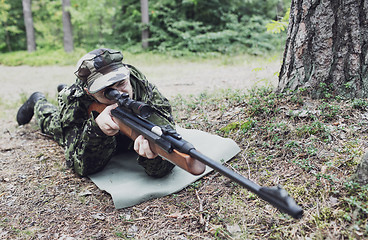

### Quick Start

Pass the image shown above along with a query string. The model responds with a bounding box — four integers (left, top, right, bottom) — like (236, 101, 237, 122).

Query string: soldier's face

(89, 77, 133, 105)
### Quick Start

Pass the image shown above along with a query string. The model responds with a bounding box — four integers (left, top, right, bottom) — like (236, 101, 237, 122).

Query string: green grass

(0, 47, 281, 67)
(0, 48, 87, 66)
(1, 50, 367, 238)
(171, 86, 368, 239)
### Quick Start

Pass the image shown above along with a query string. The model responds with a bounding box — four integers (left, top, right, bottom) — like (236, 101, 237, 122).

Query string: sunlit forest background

(1, 0, 290, 56)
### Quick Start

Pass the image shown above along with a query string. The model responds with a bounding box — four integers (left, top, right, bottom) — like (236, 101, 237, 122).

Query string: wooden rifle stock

(88, 102, 108, 115)
(112, 115, 205, 175)
(88, 101, 205, 175)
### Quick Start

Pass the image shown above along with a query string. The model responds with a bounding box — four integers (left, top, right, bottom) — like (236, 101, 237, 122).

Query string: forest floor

(1, 57, 368, 239)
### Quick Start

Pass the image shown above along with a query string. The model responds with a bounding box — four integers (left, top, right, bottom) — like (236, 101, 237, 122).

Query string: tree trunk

(62, 0, 74, 53)
(22, 0, 36, 52)
(140, 0, 149, 49)
(277, 0, 368, 99)
(4, 22, 12, 52)
(353, 152, 368, 185)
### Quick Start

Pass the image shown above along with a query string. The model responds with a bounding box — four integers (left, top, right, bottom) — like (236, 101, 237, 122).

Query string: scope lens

(104, 88, 122, 101)
(104, 88, 152, 118)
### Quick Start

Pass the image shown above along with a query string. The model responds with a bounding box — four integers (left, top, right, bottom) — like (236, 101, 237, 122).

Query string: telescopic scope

(104, 88, 152, 118)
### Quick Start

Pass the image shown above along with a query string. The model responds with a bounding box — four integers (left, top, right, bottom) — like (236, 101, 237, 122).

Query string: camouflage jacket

(57, 64, 174, 176)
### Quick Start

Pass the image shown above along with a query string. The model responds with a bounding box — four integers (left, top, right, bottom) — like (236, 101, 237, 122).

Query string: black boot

(57, 84, 67, 93)
(16, 92, 46, 125)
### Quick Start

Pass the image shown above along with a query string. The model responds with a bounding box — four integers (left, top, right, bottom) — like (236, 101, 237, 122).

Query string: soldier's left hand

(134, 135, 158, 159)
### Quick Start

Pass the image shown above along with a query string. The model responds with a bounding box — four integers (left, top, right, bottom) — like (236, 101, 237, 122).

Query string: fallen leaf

(92, 213, 105, 220)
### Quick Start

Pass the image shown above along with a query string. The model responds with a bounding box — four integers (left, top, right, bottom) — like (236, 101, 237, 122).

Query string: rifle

(91, 88, 304, 219)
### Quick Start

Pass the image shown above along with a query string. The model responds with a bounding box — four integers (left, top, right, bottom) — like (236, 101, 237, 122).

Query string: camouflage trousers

(34, 99, 174, 177)
(34, 99, 64, 146)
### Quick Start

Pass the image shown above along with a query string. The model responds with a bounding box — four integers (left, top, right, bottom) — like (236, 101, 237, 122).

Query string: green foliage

(69, 0, 122, 49)
(112, 0, 142, 48)
(266, 8, 290, 34)
(343, 181, 368, 222)
(32, 0, 63, 49)
(147, 0, 287, 55)
(352, 99, 368, 110)
(2, 0, 290, 56)
(247, 87, 280, 116)
(0, 0, 25, 52)
(296, 120, 332, 142)
(220, 119, 255, 135)
(318, 101, 341, 121)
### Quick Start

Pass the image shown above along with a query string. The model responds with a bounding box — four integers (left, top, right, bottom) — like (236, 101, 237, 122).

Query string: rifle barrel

(189, 149, 260, 192)
(189, 149, 303, 219)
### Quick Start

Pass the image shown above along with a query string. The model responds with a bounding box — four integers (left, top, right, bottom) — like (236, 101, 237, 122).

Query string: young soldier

(16, 48, 176, 177)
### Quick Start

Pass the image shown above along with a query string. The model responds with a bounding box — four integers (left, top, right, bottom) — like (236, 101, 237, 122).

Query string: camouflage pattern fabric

(75, 48, 130, 94)
(34, 64, 175, 177)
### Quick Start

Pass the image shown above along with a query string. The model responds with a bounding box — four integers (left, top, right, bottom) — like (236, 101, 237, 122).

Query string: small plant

(290, 94, 304, 105)
(318, 82, 334, 99)
(318, 102, 340, 121)
(292, 158, 316, 172)
(219, 119, 255, 135)
(342, 181, 368, 235)
(266, 8, 290, 34)
(352, 99, 368, 110)
(247, 87, 279, 116)
(296, 120, 332, 142)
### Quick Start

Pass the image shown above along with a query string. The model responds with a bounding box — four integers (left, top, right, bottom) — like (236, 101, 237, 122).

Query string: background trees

(145, 0, 288, 54)
(140, 0, 149, 49)
(22, 0, 36, 52)
(0, 0, 14, 51)
(62, 0, 74, 53)
(1, 0, 290, 55)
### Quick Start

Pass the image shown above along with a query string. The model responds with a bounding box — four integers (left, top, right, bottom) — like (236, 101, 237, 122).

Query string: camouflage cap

(74, 48, 130, 94)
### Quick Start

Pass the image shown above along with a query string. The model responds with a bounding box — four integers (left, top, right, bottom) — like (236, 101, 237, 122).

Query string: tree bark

(62, 0, 74, 52)
(277, 0, 368, 99)
(140, 0, 149, 49)
(353, 152, 368, 185)
(22, 0, 36, 52)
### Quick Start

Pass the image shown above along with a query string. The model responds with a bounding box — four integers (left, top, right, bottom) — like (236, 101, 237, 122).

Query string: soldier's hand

(95, 103, 120, 136)
(134, 135, 158, 159)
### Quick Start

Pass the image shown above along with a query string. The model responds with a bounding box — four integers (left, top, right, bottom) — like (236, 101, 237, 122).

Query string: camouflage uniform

(34, 64, 175, 177)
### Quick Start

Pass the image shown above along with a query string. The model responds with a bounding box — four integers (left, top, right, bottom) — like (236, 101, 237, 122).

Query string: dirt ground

(0, 58, 280, 101)
(0, 59, 281, 239)
(2, 58, 368, 239)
